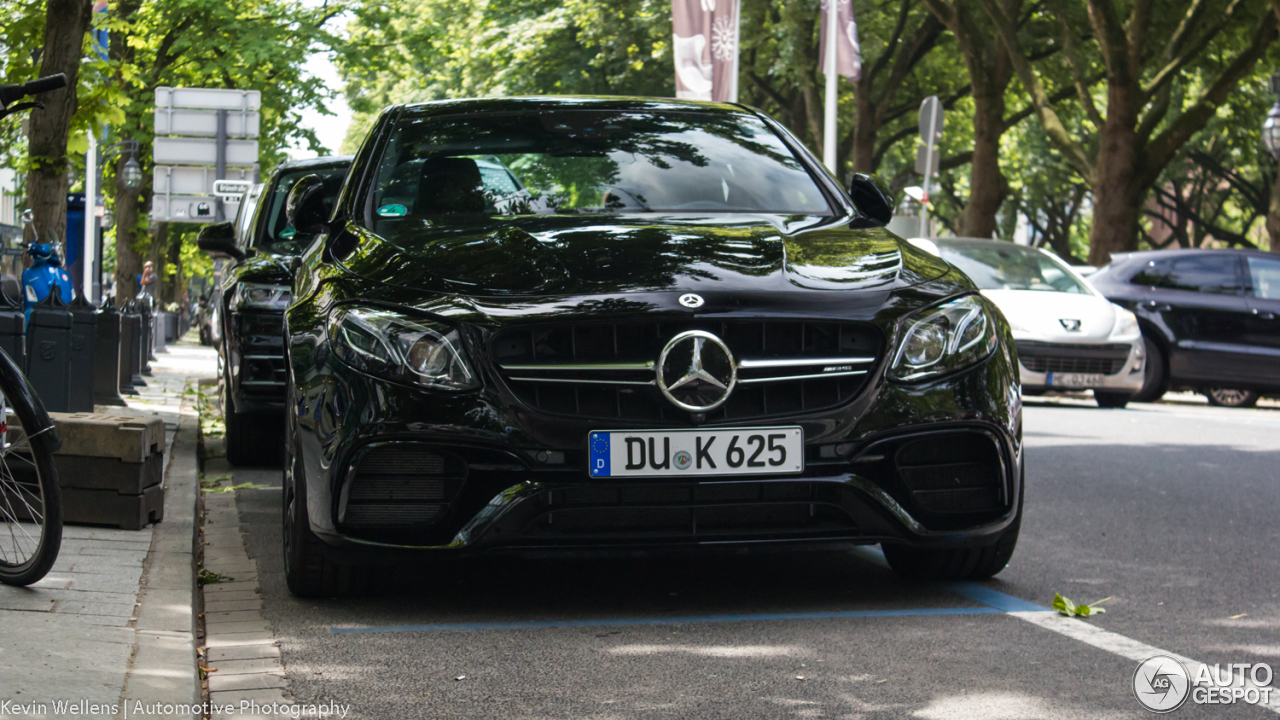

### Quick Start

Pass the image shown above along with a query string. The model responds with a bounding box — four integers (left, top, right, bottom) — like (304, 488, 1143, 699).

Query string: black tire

(1093, 391, 1131, 409)
(0, 350, 62, 587)
(1131, 337, 1167, 403)
(282, 379, 356, 598)
(223, 382, 273, 467)
(883, 470, 1023, 582)
(1205, 388, 1259, 408)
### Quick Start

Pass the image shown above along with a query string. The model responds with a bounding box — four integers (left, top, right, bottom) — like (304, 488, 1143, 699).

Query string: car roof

(396, 96, 751, 119)
(922, 237, 1046, 253)
(1110, 247, 1274, 264)
(275, 155, 354, 172)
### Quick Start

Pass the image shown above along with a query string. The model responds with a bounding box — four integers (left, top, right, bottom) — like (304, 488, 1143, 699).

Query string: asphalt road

(226, 398, 1280, 719)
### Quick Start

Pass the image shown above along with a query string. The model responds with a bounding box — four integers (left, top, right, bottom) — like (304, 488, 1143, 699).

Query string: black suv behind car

(198, 156, 352, 464)
(1089, 248, 1280, 407)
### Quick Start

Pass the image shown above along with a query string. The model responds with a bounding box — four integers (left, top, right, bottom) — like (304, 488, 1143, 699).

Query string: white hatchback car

(912, 238, 1145, 408)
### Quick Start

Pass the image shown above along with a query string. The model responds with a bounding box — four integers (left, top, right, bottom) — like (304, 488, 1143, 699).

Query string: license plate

(588, 427, 804, 478)
(1047, 372, 1106, 388)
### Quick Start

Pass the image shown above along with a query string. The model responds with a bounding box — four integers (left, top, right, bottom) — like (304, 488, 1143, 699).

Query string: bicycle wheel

(0, 348, 61, 586)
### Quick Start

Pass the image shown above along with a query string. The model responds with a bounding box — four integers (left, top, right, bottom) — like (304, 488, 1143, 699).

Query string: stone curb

(117, 406, 202, 718)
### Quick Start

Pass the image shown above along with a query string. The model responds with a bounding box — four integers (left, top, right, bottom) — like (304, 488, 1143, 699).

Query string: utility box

(13, 413, 168, 530)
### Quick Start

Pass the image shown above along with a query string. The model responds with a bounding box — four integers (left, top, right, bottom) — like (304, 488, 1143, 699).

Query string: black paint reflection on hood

(335, 214, 943, 297)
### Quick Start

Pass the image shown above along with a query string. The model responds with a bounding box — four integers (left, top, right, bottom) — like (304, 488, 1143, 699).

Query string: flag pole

(730, 0, 741, 103)
(822, 0, 838, 174)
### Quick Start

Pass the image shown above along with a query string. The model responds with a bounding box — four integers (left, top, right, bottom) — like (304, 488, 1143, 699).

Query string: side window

(1129, 254, 1241, 295)
(1247, 256, 1280, 300)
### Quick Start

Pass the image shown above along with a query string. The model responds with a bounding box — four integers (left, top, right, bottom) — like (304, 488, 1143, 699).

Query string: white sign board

(155, 108, 260, 138)
(153, 137, 259, 166)
(155, 87, 260, 111)
(152, 194, 239, 223)
(153, 165, 254, 196)
(213, 179, 252, 199)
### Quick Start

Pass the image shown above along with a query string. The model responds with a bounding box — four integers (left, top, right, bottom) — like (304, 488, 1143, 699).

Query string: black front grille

(492, 319, 881, 422)
(521, 481, 858, 540)
(1016, 341, 1130, 375)
(339, 444, 467, 531)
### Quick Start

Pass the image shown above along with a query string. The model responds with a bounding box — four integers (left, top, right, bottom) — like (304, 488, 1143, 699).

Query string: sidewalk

(0, 336, 216, 720)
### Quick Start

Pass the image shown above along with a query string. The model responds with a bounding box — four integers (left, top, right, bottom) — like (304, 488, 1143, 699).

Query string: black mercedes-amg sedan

(279, 97, 1024, 597)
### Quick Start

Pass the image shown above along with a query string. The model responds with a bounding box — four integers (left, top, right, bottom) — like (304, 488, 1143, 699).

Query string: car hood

(232, 253, 294, 286)
(982, 289, 1120, 342)
(333, 214, 949, 297)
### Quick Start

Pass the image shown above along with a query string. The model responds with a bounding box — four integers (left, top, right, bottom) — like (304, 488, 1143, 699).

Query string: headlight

(1111, 309, 1140, 338)
(232, 283, 290, 311)
(889, 295, 998, 382)
(328, 305, 479, 391)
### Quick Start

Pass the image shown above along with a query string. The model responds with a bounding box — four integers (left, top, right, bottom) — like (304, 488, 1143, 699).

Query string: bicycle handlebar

(0, 73, 67, 108)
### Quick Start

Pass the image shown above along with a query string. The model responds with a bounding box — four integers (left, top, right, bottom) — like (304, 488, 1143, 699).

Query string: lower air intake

(340, 444, 466, 530)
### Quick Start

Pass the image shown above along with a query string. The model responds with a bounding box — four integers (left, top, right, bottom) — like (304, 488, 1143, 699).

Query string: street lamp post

(84, 139, 142, 303)
(1266, 74, 1280, 253)
(1263, 74, 1280, 161)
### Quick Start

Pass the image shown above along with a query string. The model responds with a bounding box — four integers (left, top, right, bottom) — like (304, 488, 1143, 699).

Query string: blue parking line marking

(945, 582, 1048, 612)
(331, 606, 1004, 635)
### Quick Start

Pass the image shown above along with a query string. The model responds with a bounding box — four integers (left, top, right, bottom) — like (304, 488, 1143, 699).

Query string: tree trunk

(1268, 157, 1280, 253)
(113, 156, 144, 305)
(25, 0, 92, 249)
(850, 81, 877, 174)
(1086, 86, 1143, 266)
(958, 78, 1007, 238)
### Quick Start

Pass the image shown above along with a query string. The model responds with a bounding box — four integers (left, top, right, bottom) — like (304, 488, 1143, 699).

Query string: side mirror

(848, 173, 894, 226)
(196, 222, 244, 261)
(285, 174, 329, 236)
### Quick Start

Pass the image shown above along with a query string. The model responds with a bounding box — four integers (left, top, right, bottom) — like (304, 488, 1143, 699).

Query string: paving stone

(208, 671, 287, 692)
(205, 609, 265, 623)
(205, 599, 262, 613)
(206, 619, 271, 634)
(205, 657, 283, 676)
(202, 580, 260, 594)
(202, 590, 260, 603)
(204, 630, 275, 648)
(53, 600, 138, 618)
(206, 644, 281, 662)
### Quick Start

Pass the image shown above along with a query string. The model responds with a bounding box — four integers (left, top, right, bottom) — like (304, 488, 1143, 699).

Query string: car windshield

(257, 165, 349, 254)
(938, 243, 1092, 294)
(364, 109, 832, 235)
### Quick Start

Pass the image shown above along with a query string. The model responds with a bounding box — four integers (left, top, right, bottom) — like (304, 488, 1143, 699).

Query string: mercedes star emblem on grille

(678, 293, 705, 308)
(657, 330, 737, 412)
(1059, 318, 1082, 331)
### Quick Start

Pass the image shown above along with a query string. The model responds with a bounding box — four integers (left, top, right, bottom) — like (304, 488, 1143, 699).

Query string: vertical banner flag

(671, 0, 740, 102)
(820, 0, 863, 82)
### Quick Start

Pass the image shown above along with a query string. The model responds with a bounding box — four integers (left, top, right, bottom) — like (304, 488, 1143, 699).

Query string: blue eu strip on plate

(589, 432, 611, 477)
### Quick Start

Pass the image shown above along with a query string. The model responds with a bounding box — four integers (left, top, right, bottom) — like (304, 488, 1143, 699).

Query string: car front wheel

(283, 382, 359, 598)
(1131, 337, 1166, 403)
(883, 470, 1023, 581)
(1205, 388, 1259, 408)
(1092, 391, 1131, 409)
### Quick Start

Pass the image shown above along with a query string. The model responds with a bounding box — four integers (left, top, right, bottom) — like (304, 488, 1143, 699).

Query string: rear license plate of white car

(1047, 372, 1106, 388)
(588, 427, 804, 478)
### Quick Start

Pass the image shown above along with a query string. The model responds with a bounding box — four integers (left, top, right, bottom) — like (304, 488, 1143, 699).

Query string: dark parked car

(198, 156, 353, 464)
(280, 98, 1024, 597)
(1089, 248, 1280, 407)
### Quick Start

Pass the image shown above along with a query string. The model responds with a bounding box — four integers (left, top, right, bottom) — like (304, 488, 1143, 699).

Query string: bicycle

(0, 73, 68, 586)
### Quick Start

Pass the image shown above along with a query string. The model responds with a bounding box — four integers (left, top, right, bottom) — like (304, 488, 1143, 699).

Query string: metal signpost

(916, 96, 945, 238)
(152, 87, 261, 224)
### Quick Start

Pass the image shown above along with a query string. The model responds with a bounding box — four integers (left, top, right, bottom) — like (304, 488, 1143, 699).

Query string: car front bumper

(1016, 337, 1145, 394)
(290, 340, 1024, 558)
